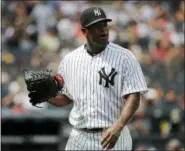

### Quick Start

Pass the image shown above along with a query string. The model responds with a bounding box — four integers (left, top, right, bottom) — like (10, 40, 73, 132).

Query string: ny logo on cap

(94, 8, 101, 16)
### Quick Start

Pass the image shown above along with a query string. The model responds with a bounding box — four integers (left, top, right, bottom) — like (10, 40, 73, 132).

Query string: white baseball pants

(65, 126, 132, 150)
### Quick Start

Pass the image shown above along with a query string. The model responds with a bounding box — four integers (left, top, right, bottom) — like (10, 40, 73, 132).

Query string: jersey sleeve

(57, 59, 73, 100)
(121, 52, 148, 96)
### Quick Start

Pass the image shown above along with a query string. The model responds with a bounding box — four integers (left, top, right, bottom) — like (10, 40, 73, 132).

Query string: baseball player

(25, 7, 148, 150)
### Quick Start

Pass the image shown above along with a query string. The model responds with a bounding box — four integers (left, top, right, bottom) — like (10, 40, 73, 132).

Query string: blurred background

(1, 0, 184, 151)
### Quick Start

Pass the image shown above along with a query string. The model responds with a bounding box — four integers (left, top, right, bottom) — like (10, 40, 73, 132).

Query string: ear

(81, 28, 88, 36)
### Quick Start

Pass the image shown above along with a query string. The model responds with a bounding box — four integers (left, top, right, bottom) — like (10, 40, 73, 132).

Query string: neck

(86, 40, 107, 55)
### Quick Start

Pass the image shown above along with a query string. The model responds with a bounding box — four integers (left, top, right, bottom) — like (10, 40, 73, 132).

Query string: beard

(86, 37, 108, 54)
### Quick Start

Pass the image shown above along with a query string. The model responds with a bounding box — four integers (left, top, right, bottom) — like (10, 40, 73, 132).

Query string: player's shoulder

(108, 42, 137, 60)
(62, 45, 84, 61)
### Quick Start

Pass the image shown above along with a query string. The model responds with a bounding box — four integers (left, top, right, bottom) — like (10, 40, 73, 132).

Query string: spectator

(166, 138, 183, 151)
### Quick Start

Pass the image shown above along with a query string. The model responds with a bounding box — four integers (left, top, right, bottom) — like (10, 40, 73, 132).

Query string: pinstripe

(75, 49, 82, 106)
(124, 131, 126, 150)
(60, 43, 147, 150)
(94, 56, 98, 128)
(116, 52, 122, 117)
(116, 54, 123, 118)
(92, 57, 95, 129)
(98, 52, 102, 128)
(123, 50, 147, 93)
(78, 130, 86, 149)
(82, 48, 88, 128)
(122, 132, 124, 150)
(99, 53, 104, 128)
(114, 50, 121, 119)
(66, 128, 90, 150)
(71, 52, 79, 127)
(102, 48, 109, 127)
(109, 47, 114, 124)
(79, 130, 84, 149)
(96, 56, 101, 128)
(78, 49, 84, 127)
(100, 48, 105, 128)
(89, 55, 91, 129)
(63, 60, 68, 91)
(96, 57, 99, 128)
(91, 132, 94, 150)
(70, 53, 74, 95)
(126, 53, 143, 91)
(86, 132, 88, 150)
(97, 132, 100, 149)
(89, 132, 91, 150)
(65, 129, 77, 150)
(103, 47, 110, 127)
(90, 56, 92, 128)
(137, 58, 147, 89)
(127, 132, 130, 150)
(107, 47, 111, 126)
(92, 132, 93, 150)
(109, 44, 147, 95)
(108, 45, 134, 94)
(100, 131, 103, 149)
(110, 47, 122, 118)
(65, 134, 71, 150)
(109, 45, 132, 93)
(126, 127, 132, 150)
(109, 47, 116, 124)
(71, 130, 80, 149)
(126, 55, 137, 92)
(95, 132, 97, 150)
(119, 132, 122, 150)
(108, 47, 114, 125)
(84, 49, 89, 128)
(72, 51, 77, 102)
(123, 52, 137, 93)
(93, 132, 96, 150)
(123, 58, 131, 94)
(125, 129, 128, 150)
(90, 55, 93, 129)
(79, 132, 86, 150)
(128, 52, 147, 92)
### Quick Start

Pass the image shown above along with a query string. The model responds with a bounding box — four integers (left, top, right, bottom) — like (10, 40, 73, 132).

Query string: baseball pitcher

(24, 7, 148, 150)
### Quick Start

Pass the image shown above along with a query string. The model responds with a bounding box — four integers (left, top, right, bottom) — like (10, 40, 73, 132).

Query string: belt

(78, 128, 105, 133)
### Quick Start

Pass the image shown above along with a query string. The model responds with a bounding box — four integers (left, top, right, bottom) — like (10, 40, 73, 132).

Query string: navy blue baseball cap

(80, 7, 112, 28)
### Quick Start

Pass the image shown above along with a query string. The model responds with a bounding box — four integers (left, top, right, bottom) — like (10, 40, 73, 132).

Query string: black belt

(78, 128, 105, 133)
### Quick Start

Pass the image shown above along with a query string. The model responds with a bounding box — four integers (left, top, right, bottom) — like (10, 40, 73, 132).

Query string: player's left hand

(23, 69, 64, 107)
(101, 122, 123, 150)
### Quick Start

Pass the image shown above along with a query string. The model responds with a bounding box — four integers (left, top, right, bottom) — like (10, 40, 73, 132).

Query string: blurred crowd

(1, 1, 184, 150)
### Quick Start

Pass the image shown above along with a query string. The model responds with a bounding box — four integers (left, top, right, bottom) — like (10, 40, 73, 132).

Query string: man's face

(86, 21, 109, 45)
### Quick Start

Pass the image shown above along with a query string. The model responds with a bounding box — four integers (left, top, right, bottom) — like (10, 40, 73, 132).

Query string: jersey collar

(84, 42, 109, 57)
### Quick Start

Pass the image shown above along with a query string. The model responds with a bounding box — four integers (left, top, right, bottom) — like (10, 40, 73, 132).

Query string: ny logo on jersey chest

(98, 67, 118, 88)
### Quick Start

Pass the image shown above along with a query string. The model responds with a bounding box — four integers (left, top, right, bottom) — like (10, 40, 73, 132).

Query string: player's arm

(116, 52, 147, 127)
(23, 63, 73, 107)
(47, 93, 73, 106)
(101, 92, 140, 149)
(116, 92, 140, 128)
(47, 74, 73, 107)
(101, 52, 148, 149)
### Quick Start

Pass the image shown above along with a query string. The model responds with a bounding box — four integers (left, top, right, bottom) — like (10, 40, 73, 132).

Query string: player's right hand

(101, 123, 122, 150)
(54, 74, 64, 89)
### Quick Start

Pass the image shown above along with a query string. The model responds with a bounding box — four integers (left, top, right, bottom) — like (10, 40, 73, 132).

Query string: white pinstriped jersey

(57, 42, 148, 129)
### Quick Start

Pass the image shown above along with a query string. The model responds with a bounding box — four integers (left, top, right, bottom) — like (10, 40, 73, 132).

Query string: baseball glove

(22, 69, 64, 107)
